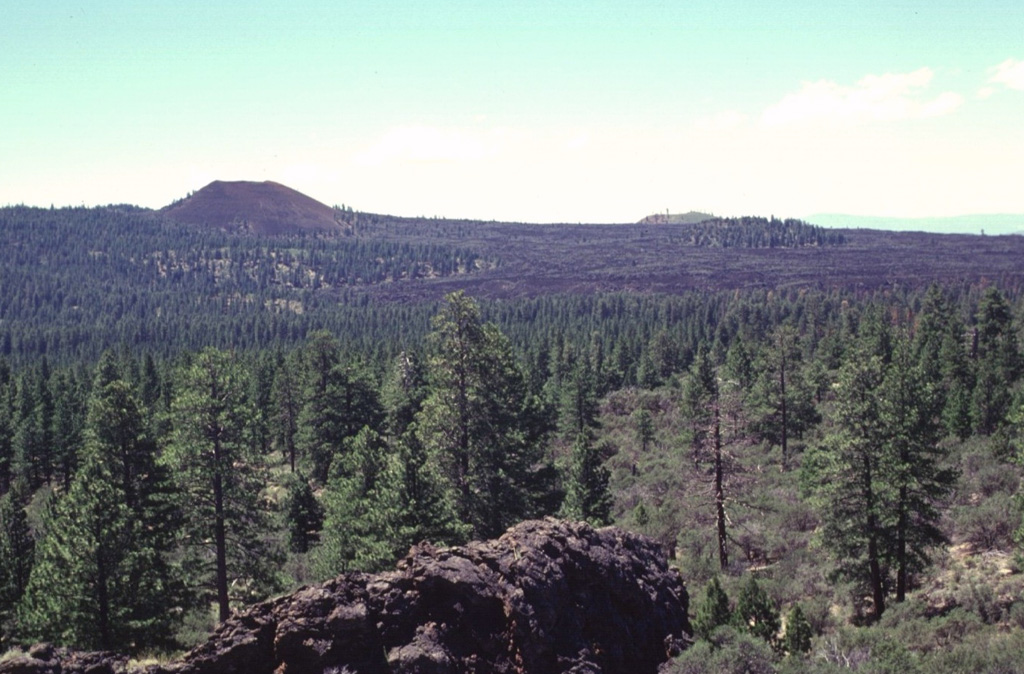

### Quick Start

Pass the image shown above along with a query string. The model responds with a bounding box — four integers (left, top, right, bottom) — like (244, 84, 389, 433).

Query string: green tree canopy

(559, 432, 613, 526)
(732, 575, 780, 648)
(693, 576, 732, 641)
(165, 348, 283, 622)
(415, 292, 553, 538)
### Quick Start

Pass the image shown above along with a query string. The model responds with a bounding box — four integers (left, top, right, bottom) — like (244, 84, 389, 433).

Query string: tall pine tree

(19, 374, 183, 649)
(802, 352, 890, 620)
(165, 348, 282, 622)
(803, 335, 953, 619)
(879, 338, 954, 602)
(315, 427, 405, 576)
(18, 451, 135, 649)
(416, 292, 552, 538)
(971, 287, 1022, 435)
(0, 478, 33, 639)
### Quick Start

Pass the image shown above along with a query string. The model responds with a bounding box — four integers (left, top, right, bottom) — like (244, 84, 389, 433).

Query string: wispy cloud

(988, 58, 1024, 91)
(761, 68, 963, 127)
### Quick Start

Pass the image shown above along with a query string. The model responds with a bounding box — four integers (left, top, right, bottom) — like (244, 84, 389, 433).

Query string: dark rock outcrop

(2, 518, 690, 674)
(0, 644, 127, 674)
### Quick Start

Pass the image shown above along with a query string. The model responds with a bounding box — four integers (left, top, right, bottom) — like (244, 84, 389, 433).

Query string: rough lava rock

(0, 644, 127, 674)
(2, 518, 690, 674)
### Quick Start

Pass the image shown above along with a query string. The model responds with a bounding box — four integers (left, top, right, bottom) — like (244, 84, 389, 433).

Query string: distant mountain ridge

(156, 182, 1024, 237)
(807, 213, 1024, 236)
(161, 180, 343, 235)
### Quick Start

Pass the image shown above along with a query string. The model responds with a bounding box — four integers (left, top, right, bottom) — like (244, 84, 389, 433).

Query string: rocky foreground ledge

(1, 518, 691, 674)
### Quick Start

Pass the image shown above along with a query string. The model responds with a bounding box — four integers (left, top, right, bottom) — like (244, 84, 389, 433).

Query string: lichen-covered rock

(6, 518, 690, 674)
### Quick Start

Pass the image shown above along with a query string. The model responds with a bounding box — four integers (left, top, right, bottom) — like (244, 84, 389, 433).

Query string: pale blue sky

(2, 0, 1022, 222)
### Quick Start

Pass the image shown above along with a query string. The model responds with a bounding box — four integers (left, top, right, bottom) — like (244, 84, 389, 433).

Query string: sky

(2, 0, 1023, 223)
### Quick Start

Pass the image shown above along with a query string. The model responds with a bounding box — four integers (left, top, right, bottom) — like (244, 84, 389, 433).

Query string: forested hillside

(2, 203, 1023, 366)
(0, 205, 484, 363)
(1, 202, 1024, 671)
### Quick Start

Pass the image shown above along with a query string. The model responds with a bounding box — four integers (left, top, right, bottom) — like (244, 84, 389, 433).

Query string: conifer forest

(2, 203, 1024, 672)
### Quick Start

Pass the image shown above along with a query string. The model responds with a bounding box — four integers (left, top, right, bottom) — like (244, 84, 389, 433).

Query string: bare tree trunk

(714, 403, 728, 571)
(864, 454, 885, 620)
(896, 484, 907, 602)
(214, 438, 230, 623)
(96, 547, 111, 649)
(780, 349, 789, 471)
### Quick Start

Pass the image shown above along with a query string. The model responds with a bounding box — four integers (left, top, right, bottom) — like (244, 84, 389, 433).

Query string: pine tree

(93, 350, 122, 390)
(11, 373, 47, 489)
(51, 370, 86, 491)
(683, 347, 718, 461)
(648, 328, 681, 382)
(782, 604, 813, 655)
(416, 292, 551, 538)
(975, 287, 1021, 374)
(0, 479, 34, 638)
(88, 379, 157, 512)
(748, 326, 819, 471)
(637, 351, 661, 389)
(315, 427, 404, 575)
(802, 352, 889, 620)
(803, 335, 953, 619)
(559, 432, 613, 526)
(296, 331, 342, 482)
(683, 348, 731, 570)
(272, 349, 303, 472)
(17, 373, 184, 649)
(392, 428, 468, 550)
(692, 576, 731, 640)
(723, 333, 755, 391)
(18, 441, 180, 650)
(296, 335, 384, 483)
(914, 284, 956, 386)
(285, 475, 324, 554)
(632, 407, 655, 454)
(248, 351, 276, 458)
(90, 373, 184, 618)
(31, 363, 55, 487)
(913, 283, 972, 438)
(971, 287, 1022, 435)
(381, 351, 427, 440)
(139, 352, 162, 412)
(0, 386, 13, 494)
(558, 356, 600, 439)
(327, 363, 385, 446)
(939, 328, 974, 441)
(632, 502, 650, 529)
(18, 451, 134, 649)
(732, 574, 780, 647)
(879, 339, 954, 602)
(165, 348, 283, 622)
(857, 306, 894, 363)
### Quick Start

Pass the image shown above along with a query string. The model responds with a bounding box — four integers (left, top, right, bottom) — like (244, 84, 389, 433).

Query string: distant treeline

(1, 207, 837, 366)
(343, 209, 845, 249)
(0, 206, 487, 363)
(674, 216, 846, 248)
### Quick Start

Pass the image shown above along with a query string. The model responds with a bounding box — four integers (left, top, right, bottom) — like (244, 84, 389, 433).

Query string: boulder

(4, 519, 690, 674)
(0, 645, 126, 674)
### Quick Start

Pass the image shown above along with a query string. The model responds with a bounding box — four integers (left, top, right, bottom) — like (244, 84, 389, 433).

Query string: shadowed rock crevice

(1, 519, 690, 674)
